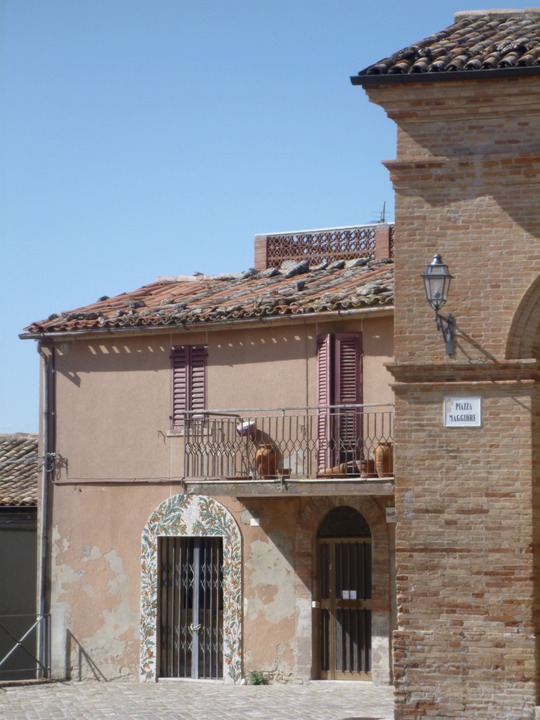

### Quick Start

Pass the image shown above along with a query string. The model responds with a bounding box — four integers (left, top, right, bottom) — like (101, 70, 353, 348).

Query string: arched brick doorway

(294, 496, 392, 684)
(316, 506, 372, 679)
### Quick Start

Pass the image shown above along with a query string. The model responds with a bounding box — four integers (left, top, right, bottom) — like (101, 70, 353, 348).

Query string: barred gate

(318, 539, 372, 679)
(158, 537, 223, 679)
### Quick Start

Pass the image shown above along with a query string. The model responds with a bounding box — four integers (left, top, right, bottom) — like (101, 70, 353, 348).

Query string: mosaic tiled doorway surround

(140, 494, 242, 682)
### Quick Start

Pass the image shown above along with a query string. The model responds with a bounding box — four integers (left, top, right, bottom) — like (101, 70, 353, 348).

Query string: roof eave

(351, 65, 540, 86)
(19, 305, 395, 342)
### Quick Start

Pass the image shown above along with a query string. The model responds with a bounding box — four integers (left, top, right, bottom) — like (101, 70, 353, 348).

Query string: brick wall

(392, 379, 537, 718)
(365, 77, 540, 366)
(363, 75, 540, 719)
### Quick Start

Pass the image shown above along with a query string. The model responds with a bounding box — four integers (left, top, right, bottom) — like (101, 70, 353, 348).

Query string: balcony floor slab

(181, 477, 395, 497)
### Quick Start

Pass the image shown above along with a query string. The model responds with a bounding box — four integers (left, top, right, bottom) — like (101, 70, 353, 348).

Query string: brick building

(352, 9, 540, 720)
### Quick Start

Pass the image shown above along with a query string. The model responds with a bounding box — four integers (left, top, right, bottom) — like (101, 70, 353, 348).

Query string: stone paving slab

(0, 680, 395, 720)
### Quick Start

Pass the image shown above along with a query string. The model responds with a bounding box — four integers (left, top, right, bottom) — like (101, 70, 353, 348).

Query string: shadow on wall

(65, 630, 107, 681)
(56, 341, 172, 387)
(387, 94, 540, 239)
(506, 274, 540, 359)
(56, 332, 312, 387)
(454, 325, 498, 362)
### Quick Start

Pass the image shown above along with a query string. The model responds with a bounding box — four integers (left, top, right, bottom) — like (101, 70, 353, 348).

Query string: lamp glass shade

(422, 254, 452, 312)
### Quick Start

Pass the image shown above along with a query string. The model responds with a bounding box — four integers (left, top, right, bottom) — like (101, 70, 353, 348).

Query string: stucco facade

(33, 297, 396, 685)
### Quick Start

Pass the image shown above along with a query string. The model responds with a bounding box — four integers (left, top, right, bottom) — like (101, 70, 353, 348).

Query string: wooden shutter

(335, 334, 362, 464)
(317, 333, 362, 471)
(171, 346, 188, 427)
(171, 345, 208, 427)
(317, 334, 332, 470)
(335, 334, 362, 406)
(189, 345, 208, 419)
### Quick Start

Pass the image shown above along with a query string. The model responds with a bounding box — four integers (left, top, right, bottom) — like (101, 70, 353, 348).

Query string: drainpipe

(36, 341, 55, 679)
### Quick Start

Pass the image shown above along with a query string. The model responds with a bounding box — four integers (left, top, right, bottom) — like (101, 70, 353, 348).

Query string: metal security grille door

(317, 507, 372, 680)
(158, 537, 223, 679)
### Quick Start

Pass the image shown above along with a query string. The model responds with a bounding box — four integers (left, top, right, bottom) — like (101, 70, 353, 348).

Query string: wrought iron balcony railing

(181, 404, 393, 481)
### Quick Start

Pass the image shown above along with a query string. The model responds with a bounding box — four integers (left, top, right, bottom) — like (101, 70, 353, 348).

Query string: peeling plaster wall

(46, 317, 394, 681)
(239, 499, 299, 681)
(49, 484, 172, 680)
(48, 486, 394, 682)
(49, 489, 304, 681)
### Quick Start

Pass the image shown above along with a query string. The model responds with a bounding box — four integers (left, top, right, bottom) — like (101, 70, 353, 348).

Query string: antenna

(379, 202, 386, 224)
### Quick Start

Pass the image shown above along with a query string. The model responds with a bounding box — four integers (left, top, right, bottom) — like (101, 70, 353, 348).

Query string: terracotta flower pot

(360, 459, 376, 477)
(317, 462, 348, 478)
(256, 444, 278, 478)
(375, 442, 393, 478)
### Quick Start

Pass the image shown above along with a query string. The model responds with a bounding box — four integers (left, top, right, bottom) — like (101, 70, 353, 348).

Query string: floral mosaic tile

(140, 494, 242, 682)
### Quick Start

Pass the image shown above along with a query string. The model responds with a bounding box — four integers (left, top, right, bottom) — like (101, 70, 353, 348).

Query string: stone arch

(294, 496, 391, 683)
(140, 494, 242, 682)
(506, 274, 540, 359)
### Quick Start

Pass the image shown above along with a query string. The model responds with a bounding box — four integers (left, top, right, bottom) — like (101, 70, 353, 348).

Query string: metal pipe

(36, 341, 54, 679)
(184, 402, 394, 414)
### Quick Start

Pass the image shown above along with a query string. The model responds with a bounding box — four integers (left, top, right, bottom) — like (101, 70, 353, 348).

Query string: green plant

(247, 670, 269, 685)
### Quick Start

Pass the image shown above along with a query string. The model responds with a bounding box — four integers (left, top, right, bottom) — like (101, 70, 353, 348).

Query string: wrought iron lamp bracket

(434, 309, 454, 356)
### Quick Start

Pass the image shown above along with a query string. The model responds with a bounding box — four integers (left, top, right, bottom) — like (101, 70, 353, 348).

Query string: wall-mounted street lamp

(421, 253, 454, 356)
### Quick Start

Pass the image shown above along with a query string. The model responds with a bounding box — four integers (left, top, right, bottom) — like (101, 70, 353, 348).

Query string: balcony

(180, 404, 394, 497)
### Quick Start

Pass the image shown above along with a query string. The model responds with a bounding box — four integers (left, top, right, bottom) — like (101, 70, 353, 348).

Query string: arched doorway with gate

(294, 496, 391, 684)
(140, 494, 242, 683)
(317, 506, 372, 679)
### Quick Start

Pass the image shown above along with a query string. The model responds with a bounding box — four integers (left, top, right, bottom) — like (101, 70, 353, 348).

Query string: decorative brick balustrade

(254, 223, 394, 270)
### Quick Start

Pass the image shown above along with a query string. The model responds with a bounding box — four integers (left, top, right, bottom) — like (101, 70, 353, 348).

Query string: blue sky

(0, 0, 520, 433)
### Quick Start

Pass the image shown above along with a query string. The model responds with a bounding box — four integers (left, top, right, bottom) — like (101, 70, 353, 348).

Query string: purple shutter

(317, 334, 332, 470)
(171, 346, 188, 427)
(171, 345, 208, 426)
(317, 333, 362, 471)
(335, 333, 362, 406)
(335, 333, 362, 465)
(190, 345, 208, 418)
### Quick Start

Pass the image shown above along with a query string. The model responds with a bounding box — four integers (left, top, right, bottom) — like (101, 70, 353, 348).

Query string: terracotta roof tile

(24, 258, 394, 336)
(0, 434, 38, 507)
(354, 9, 540, 79)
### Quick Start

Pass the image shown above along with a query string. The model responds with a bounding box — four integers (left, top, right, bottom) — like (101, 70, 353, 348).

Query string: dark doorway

(0, 508, 38, 680)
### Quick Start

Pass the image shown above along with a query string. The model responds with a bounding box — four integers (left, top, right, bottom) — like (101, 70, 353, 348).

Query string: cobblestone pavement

(1, 679, 395, 720)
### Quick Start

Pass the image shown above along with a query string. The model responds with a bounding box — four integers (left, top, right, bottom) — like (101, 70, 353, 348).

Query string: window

(317, 333, 362, 471)
(171, 345, 208, 427)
